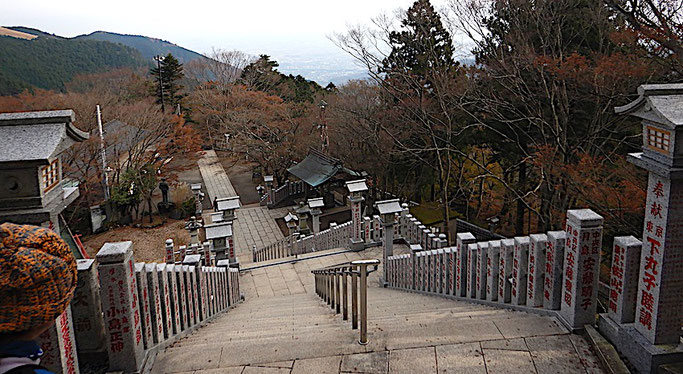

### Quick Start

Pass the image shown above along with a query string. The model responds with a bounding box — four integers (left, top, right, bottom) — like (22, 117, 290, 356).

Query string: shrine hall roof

(287, 149, 343, 187)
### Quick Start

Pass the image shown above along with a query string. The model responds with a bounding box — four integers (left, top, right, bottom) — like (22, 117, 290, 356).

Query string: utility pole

(154, 55, 165, 113)
(96, 105, 110, 200)
(318, 100, 329, 154)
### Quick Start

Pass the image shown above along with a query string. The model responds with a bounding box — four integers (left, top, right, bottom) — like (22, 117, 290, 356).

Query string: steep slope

(76, 31, 207, 64)
(0, 33, 146, 95)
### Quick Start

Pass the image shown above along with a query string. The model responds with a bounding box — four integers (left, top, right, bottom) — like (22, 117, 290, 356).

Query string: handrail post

(359, 263, 368, 345)
(335, 269, 341, 314)
(329, 271, 334, 308)
(342, 267, 348, 320)
(351, 268, 358, 329)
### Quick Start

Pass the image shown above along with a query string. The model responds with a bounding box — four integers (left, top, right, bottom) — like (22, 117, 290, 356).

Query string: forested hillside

(76, 31, 206, 64)
(0, 33, 146, 95)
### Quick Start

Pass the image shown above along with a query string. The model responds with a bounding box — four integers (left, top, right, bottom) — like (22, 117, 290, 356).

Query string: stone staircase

(150, 260, 604, 373)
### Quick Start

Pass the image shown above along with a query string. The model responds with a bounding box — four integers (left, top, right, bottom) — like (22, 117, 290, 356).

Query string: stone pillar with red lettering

(346, 180, 367, 251)
(543, 231, 566, 310)
(467, 243, 478, 298)
(486, 240, 500, 302)
(202, 241, 212, 266)
(96, 242, 144, 372)
(165, 239, 174, 264)
(145, 263, 164, 344)
(455, 232, 476, 297)
(559, 209, 603, 330)
(70, 259, 106, 360)
(181, 265, 196, 327)
(165, 264, 181, 335)
(511, 236, 529, 305)
(175, 265, 188, 331)
(527, 234, 547, 307)
(607, 236, 642, 324)
(36, 308, 79, 374)
(498, 239, 514, 303)
(476, 242, 488, 300)
(134, 263, 153, 349)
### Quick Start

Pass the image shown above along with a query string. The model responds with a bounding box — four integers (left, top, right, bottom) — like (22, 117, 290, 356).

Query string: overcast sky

(3, 0, 447, 55)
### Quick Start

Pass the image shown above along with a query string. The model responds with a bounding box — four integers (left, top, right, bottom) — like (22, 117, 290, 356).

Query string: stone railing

(252, 204, 451, 263)
(386, 209, 604, 330)
(253, 221, 354, 262)
(39, 241, 242, 374)
(269, 180, 306, 207)
(385, 208, 682, 373)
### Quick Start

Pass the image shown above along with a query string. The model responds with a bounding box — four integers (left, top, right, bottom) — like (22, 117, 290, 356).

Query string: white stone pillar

(156, 264, 175, 341)
(456, 233, 476, 297)
(381, 217, 396, 285)
(36, 308, 79, 374)
(486, 240, 500, 302)
(175, 265, 188, 331)
(349, 196, 364, 250)
(608, 236, 642, 324)
(499, 239, 515, 303)
(475, 242, 488, 300)
(528, 234, 548, 307)
(134, 263, 153, 349)
(202, 241, 212, 266)
(467, 244, 478, 298)
(96, 242, 144, 372)
(182, 265, 196, 327)
(165, 239, 174, 264)
(145, 264, 164, 344)
(544, 231, 566, 310)
(160, 264, 179, 336)
(512, 236, 529, 305)
(560, 209, 603, 330)
(71, 259, 106, 357)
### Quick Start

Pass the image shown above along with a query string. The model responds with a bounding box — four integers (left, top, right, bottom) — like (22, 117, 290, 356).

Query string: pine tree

(381, 0, 457, 87)
(150, 53, 184, 111)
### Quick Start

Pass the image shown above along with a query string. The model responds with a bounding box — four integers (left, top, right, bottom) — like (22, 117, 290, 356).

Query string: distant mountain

(75, 31, 207, 65)
(0, 28, 146, 95)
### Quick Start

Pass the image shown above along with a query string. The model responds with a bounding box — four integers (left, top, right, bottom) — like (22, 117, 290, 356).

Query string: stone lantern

(609, 83, 683, 371)
(375, 199, 403, 286)
(294, 202, 310, 235)
(264, 175, 274, 205)
(215, 196, 241, 221)
(204, 222, 233, 262)
(308, 197, 324, 234)
(0, 110, 88, 235)
(284, 212, 298, 236)
(345, 179, 368, 251)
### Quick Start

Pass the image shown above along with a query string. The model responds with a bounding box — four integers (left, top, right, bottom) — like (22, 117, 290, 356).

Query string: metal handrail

(312, 259, 379, 345)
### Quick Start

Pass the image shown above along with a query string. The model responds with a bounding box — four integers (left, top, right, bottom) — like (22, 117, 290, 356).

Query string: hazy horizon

(2, 0, 450, 84)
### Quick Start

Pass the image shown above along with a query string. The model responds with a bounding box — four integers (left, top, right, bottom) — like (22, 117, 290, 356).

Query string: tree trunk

(515, 160, 526, 236)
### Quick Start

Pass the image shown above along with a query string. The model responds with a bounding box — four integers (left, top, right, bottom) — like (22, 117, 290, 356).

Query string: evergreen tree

(150, 53, 184, 111)
(381, 0, 457, 87)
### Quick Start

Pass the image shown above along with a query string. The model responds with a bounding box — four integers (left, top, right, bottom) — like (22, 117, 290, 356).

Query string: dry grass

(0, 27, 38, 40)
(81, 219, 190, 263)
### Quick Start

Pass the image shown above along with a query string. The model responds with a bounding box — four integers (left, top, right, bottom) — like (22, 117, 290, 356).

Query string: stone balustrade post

(512, 236, 529, 305)
(96, 242, 144, 372)
(145, 264, 164, 344)
(544, 231, 566, 310)
(202, 241, 212, 266)
(608, 236, 642, 324)
(175, 265, 188, 331)
(476, 242, 488, 300)
(499, 239, 514, 303)
(165, 265, 181, 335)
(134, 263, 153, 349)
(455, 233, 476, 297)
(36, 308, 79, 374)
(184, 255, 203, 321)
(560, 209, 603, 330)
(528, 234, 548, 307)
(486, 240, 500, 302)
(467, 243, 478, 298)
(165, 239, 174, 264)
(71, 259, 106, 359)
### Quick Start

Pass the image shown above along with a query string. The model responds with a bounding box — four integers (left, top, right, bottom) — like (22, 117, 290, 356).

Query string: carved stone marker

(486, 240, 500, 302)
(498, 239, 514, 303)
(96, 242, 144, 372)
(456, 233, 476, 297)
(560, 209, 603, 330)
(71, 259, 106, 356)
(528, 234, 547, 307)
(146, 263, 164, 344)
(543, 231, 566, 310)
(607, 236, 642, 324)
(512, 236, 529, 305)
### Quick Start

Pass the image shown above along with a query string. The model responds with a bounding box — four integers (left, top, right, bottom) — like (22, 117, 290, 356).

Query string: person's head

(0, 223, 77, 343)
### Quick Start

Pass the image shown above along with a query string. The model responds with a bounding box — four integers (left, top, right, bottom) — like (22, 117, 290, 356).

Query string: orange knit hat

(0, 223, 77, 333)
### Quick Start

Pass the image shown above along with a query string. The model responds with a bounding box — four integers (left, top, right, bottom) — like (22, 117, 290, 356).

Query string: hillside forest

(1, 0, 681, 245)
